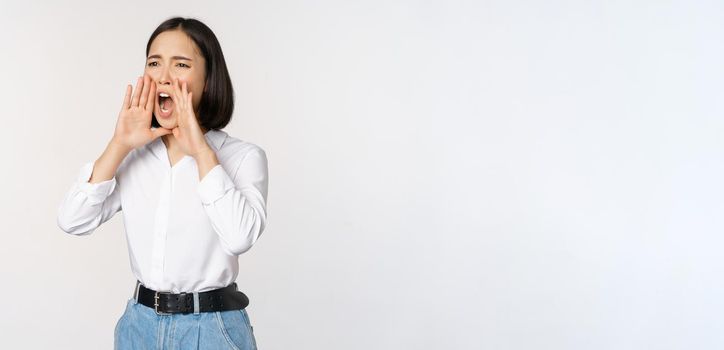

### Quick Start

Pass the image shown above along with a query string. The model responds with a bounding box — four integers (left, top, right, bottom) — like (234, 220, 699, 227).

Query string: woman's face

(145, 29, 206, 131)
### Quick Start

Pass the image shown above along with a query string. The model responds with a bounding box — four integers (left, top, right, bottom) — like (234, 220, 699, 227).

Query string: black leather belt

(134, 280, 249, 315)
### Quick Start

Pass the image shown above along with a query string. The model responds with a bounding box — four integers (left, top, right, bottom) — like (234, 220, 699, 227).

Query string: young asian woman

(57, 17, 266, 350)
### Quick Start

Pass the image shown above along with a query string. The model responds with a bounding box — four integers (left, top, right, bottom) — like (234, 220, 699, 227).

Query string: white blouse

(57, 129, 269, 293)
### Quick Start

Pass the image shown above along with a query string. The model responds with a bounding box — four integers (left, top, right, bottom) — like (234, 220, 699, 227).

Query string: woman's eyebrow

(147, 54, 193, 61)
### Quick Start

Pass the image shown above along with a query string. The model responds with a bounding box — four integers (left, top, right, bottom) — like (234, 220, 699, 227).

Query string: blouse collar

(146, 128, 228, 162)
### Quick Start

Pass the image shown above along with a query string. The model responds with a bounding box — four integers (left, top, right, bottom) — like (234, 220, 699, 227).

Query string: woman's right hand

(111, 75, 173, 151)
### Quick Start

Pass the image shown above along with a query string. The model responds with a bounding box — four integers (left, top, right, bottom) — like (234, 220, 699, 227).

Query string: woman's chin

(156, 117, 177, 130)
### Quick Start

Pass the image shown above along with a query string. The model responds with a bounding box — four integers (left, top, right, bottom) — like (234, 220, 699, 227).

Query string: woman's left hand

(171, 77, 212, 159)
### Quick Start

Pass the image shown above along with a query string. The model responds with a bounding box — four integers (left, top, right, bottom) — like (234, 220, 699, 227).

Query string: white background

(0, 0, 722, 349)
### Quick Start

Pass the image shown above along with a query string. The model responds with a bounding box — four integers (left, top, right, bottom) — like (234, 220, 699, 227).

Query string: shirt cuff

(197, 164, 235, 205)
(76, 161, 117, 205)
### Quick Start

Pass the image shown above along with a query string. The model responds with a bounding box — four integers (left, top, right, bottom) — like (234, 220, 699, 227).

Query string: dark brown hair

(146, 17, 234, 130)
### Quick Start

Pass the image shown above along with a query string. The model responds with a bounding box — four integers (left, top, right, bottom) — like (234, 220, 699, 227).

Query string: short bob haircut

(146, 17, 234, 130)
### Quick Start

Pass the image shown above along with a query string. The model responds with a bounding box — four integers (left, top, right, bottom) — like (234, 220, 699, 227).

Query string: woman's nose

(158, 77, 170, 85)
(158, 68, 173, 85)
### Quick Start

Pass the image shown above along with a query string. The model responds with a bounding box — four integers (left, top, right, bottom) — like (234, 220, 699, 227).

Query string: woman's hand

(169, 77, 213, 159)
(111, 75, 173, 151)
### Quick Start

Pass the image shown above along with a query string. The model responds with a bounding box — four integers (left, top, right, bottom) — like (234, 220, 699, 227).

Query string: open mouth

(158, 92, 174, 118)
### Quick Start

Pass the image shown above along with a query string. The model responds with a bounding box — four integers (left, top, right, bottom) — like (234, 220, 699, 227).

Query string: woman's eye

(146, 62, 188, 68)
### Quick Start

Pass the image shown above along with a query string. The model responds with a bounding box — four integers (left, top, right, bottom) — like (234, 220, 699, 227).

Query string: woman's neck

(161, 134, 179, 153)
(162, 127, 209, 154)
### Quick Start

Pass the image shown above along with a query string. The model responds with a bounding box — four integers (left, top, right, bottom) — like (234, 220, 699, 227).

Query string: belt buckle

(154, 291, 172, 315)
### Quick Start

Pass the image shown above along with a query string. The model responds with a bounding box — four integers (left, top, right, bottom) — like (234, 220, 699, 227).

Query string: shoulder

(213, 130, 267, 165)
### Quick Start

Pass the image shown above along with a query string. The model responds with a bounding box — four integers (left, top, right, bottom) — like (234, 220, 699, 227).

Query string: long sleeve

(57, 161, 123, 235)
(197, 147, 269, 256)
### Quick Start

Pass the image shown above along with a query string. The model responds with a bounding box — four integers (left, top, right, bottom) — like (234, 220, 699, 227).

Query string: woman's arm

(89, 139, 132, 183)
(197, 147, 269, 256)
(57, 76, 169, 235)
(56, 140, 130, 235)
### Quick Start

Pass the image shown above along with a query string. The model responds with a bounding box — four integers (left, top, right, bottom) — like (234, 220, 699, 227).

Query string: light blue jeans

(114, 296, 258, 349)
